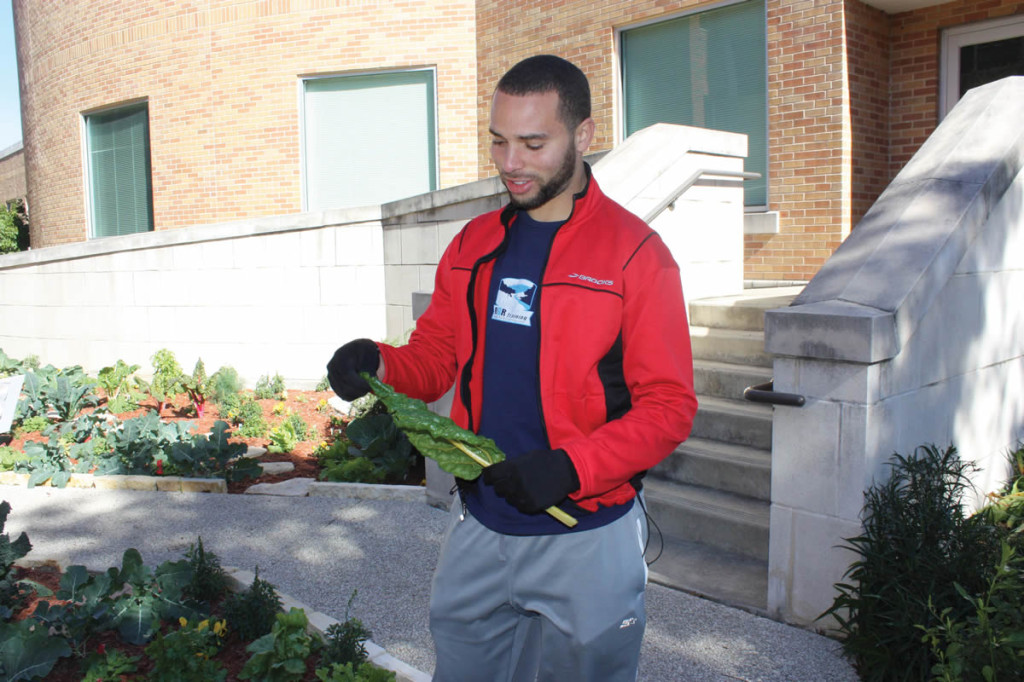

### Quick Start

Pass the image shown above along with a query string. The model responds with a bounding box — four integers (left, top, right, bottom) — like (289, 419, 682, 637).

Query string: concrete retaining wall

(0, 123, 748, 388)
(763, 77, 1024, 627)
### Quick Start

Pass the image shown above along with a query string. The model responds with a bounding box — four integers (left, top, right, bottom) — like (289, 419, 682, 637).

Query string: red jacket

(378, 172, 697, 512)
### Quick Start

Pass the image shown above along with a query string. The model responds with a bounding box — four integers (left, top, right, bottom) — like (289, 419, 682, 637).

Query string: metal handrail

(643, 169, 761, 224)
(743, 380, 806, 407)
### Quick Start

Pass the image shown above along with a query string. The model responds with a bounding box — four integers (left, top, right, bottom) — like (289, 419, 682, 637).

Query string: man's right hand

(326, 339, 380, 400)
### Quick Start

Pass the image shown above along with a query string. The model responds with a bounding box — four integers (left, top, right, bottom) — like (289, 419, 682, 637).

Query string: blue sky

(1, 2, 22, 150)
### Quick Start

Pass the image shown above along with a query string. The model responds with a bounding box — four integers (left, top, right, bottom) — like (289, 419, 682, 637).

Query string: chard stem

(446, 439, 578, 528)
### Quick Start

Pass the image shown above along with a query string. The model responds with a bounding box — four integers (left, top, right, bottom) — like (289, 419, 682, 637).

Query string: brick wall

(475, 0, 854, 283)
(847, 0, 891, 228)
(14, 0, 478, 248)
(890, 0, 1024, 175)
(0, 146, 27, 204)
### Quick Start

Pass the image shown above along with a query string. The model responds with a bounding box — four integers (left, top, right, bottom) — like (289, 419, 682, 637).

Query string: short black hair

(496, 55, 591, 131)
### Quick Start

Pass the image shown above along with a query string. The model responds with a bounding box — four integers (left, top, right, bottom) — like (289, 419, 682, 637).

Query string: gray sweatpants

(429, 497, 649, 682)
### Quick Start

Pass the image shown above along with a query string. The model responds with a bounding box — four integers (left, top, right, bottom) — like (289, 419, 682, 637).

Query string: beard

(505, 142, 578, 213)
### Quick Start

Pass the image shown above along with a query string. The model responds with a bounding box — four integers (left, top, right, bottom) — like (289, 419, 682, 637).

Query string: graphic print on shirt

(492, 277, 537, 327)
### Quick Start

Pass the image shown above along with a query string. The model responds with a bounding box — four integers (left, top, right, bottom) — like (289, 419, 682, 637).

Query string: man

(328, 55, 696, 681)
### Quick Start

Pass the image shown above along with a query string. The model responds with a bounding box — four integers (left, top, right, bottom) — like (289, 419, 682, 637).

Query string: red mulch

(5, 389, 346, 493)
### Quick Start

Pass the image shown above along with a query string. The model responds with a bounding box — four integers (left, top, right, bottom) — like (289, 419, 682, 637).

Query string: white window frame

(940, 15, 1024, 120)
(298, 66, 440, 212)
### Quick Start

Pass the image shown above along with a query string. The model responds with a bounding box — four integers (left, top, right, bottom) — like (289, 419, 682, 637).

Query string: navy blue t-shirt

(463, 211, 633, 535)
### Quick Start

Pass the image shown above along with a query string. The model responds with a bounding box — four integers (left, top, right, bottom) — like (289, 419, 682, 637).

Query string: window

(621, 0, 767, 206)
(302, 69, 437, 211)
(941, 15, 1024, 120)
(84, 103, 154, 238)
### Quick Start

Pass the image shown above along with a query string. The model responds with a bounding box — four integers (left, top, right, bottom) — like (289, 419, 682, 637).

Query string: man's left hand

(482, 449, 580, 514)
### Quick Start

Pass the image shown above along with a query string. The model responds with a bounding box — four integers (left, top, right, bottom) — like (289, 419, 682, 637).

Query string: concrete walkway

(2, 485, 859, 681)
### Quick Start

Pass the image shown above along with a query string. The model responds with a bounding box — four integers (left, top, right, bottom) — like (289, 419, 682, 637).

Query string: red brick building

(12, 0, 1024, 281)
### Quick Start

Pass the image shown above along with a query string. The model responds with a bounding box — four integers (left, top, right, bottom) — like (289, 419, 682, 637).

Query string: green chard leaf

(363, 374, 504, 480)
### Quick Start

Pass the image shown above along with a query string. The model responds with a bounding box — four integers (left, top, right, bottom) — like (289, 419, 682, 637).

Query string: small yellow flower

(213, 620, 227, 637)
(197, 619, 209, 632)
(179, 617, 188, 628)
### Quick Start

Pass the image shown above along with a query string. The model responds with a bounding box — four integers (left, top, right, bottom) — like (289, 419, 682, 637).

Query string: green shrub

(224, 567, 283, 643)
(185, 537, 228, 604)
(223, 393, 269, 439)
(145, 616, 228, 682)
(0, 199, 28, 254)
(255, 373, 287, 400)
(150, 348, 185, 411)
(81, 648, 140, 682)
(96, 359, 145, 414)
(918, 539, 1024, 681)
(822, 444, 1003, 681)
(239, 607, 315, 682)
(320, 591, 373, 668)
(209, 366, 244, 407)
(0, 446, 28, 472)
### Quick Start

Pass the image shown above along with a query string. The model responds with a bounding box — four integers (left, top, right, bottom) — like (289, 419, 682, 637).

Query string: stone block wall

(0, 208, 387, 388)
(763, 77, 1024, 627)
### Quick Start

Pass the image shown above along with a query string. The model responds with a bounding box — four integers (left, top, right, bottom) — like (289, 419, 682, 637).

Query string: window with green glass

(85, 104, 154, 238)
(622, 1, 767, 206)
(303, 69, 437, 211)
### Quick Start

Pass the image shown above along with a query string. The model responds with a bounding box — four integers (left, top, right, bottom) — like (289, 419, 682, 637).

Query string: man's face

(489, 89, 589, 222)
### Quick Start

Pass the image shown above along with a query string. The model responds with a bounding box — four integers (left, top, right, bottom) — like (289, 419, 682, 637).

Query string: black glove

(482, 449, 580, 514)
(326, 339, 380, 400)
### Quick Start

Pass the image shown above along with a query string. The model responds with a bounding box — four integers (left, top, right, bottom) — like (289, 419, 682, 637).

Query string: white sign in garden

(0, 375, 25, 434)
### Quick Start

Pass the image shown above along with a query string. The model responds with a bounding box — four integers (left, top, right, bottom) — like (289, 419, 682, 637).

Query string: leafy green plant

(821, 444, 1003, 681)
(13, 415, 49, 435)
(0, 500, 32, 619)
(185, 536, 228, 604)
(48, 372, 100, 422)
(166, 420, 259, 481)
(145, 616, 228, 682)
(209, 365, 244, 406)
(182, 358, 211, 418)
(982, 444, 1024, 539)
(255, 373, 288, 401)
(239, 607, 316, 681)
(5, 351, 37, 376)
(315, 662, 397, 682)
(19, 436, 79, 488)
(269, 413, 309, 455)
(150, 348, 185, 412)
(0, 446, 28, 472)
(320, 591, 372, 668)
(224, 567, 283, 642)
(918, 539, 1024, 681)
(96, 359, 145, 414)
(316, 374, 331, 392)
(0, 619, 72, 681)
(96, 411, 192, 476)
(223, 393, 270, 439)
(316, 411, 416, 485)
(80, 645, 140, 682)
(0, 199, 28, 254)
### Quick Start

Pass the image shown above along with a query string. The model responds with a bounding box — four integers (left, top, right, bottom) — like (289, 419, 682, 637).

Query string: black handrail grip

(743, 380, 806, 407)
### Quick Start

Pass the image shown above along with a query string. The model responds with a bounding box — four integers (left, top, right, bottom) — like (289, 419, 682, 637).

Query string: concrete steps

(642, 286, 800, 613)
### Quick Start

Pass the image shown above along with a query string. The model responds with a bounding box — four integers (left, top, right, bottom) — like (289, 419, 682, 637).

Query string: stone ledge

(0, 472, 226, 494)
(309, 481, 425, 502)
